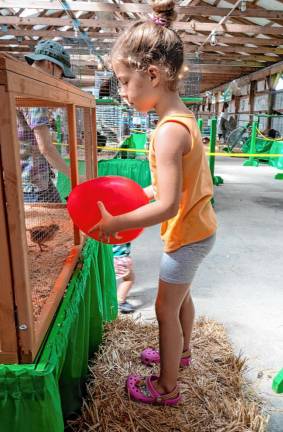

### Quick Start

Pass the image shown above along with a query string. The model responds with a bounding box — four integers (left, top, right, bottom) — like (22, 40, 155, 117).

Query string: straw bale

(68, 317, 268, 432)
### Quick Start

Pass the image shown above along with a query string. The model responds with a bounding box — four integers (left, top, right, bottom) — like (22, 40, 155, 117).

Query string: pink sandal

(141, 348, 192, 368)
(126, 374, 181, 406)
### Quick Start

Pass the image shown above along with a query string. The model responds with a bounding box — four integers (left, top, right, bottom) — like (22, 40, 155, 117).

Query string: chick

(27, 223, 59, 252)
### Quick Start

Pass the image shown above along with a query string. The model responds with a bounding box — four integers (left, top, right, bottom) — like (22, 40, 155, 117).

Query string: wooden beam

(3, 46, 280, 63)
(192, 45, 283, 55)
(0, 1, 282, 19)
(183, 35, 283, 47)
(0, 17, 283, 35)
(9, 50, 273, 67)
(1, 31, 283, 49)
(209, 60, 283, 92)
(2, 39, 283, 56)
(0, 29, 116, 38)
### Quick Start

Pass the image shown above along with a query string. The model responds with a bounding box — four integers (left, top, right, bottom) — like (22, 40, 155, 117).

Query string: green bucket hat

(25, 40, 76, 79)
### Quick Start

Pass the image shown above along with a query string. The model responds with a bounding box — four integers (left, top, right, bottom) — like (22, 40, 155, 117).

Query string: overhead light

(240, 0, 247, 12)
(210, 31, 217, 46)
(97, 62, 103, 71)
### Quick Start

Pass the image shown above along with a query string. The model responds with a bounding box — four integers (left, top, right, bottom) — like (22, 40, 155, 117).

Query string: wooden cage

(0, 54, 97, 364)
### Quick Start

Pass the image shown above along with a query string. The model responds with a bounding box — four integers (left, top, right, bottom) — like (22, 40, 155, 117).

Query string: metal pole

(209, 117, 217, 181)
(243, 116, 259, 167)
(209, 117, 224, 186)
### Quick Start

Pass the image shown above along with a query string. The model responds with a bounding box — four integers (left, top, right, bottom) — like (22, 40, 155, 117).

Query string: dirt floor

(25, 205, 74, 320)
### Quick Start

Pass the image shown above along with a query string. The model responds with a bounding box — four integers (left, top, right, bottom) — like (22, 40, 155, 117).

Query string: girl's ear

(147, 65, 160, 87)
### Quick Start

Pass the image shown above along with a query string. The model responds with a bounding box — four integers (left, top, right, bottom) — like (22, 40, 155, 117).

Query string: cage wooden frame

(0, 54, 97, 364)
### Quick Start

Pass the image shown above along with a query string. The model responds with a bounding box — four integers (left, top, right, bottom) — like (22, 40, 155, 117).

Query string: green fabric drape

(57, 158, 151, 202)
(98, 159, 151, 188)
(269, 140, 283, 170)
(0, 239, 117, 432)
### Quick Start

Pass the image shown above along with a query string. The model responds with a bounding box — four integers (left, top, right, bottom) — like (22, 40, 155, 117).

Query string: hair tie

(149, 13, 168, 27)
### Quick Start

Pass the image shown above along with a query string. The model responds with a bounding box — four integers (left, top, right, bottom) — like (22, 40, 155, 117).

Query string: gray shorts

(159, 234, 216, 285)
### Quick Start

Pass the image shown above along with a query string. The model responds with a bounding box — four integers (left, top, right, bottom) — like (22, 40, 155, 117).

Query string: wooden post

(249, 81, 256, 115)
(235, 95, 240, 116)
(267, 75, 275, 130)
(0, 88, 34, 363)
(83, 107, 94, 180)
(0, 148, 18, 363)
(67, 104, 80, 245)
(91, 107, 98, 178)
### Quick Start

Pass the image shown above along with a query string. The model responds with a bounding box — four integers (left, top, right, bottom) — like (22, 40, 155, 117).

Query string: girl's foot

(140, 347, 191, 367)
(126, 374, 181, 406)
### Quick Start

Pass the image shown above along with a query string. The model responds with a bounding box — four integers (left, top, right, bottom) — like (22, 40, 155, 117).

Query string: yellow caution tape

(54, 143, 283, 158)
(208, 152, 283, 157)
(97, 146, 283, 158)
(97, 146, 148, 153)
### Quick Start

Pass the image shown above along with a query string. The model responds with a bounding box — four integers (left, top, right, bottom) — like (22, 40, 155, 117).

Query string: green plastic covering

(269, 141, 283, 170)
(273, 368, 283, 393)
(181, 97, 203, 104)
(57, 158, 151, 202)
(242, 137, 273, 155)
(0, 239, 117, 432)
(95, 98, 120, 105)
(114, 133, 147, 159)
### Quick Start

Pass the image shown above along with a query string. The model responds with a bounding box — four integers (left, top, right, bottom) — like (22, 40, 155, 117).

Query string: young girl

(89, 0, 217, 406)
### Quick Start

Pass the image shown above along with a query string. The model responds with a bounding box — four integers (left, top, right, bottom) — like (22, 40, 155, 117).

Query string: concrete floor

(128, 157, 283, 431)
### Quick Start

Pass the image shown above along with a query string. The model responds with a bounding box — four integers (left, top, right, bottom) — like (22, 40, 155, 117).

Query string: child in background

(89, 0, 217, 406)
(113, 243, 135, 313)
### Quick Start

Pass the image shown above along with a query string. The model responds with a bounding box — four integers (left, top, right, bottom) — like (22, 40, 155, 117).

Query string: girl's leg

(117, 269, 134, 302)
(179, 290, 195, 353)
(154, 279, 190, 394)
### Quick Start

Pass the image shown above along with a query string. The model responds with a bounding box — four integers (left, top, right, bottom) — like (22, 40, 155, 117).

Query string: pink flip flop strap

(145, 375, 180, 402)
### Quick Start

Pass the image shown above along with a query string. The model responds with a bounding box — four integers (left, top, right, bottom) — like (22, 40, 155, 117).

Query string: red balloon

(67, 176, 149, 244)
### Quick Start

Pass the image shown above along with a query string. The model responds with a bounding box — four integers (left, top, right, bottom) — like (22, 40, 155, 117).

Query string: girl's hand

(88, 201, 122, 242)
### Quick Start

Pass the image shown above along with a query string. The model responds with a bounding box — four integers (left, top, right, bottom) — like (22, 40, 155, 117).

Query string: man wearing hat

(17, 40, 76, 202)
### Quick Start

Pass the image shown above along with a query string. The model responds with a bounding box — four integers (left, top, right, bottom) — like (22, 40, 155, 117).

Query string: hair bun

(150, 0, 177, 26)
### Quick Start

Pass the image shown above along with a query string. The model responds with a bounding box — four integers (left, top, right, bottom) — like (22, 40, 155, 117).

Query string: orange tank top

(149, 113, 217, 252)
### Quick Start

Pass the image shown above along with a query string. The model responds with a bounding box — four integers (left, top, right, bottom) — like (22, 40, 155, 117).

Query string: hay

(68, 317, 268, 432)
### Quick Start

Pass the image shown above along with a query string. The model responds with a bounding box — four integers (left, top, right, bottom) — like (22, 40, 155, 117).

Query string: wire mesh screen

(96, 102, 152, 161)
(271, 115, 283, 136)
(17, 106, 74, 320)
(96, 101, 123, 159)
(76, 107, 87, 178)
(180, 54, 202, 97)
(66, 37, 96, 90)
(95, 71, 119, 99)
